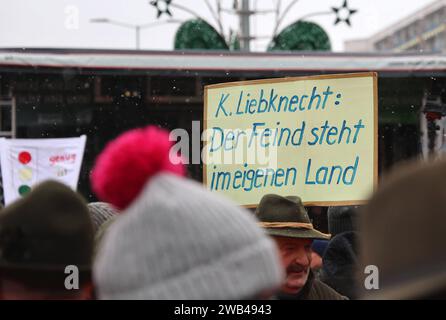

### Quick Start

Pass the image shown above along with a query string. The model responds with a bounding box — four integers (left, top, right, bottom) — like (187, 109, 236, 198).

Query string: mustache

(286, 263, 308, 273)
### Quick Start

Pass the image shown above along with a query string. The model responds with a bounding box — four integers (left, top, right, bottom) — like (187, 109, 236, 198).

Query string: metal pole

(136, 25, 140, 50)
(12, 97, 16, 138)
(239, 0, 250, 51)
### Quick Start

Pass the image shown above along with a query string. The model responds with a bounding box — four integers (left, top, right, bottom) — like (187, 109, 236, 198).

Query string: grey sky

(0, 0, 437, 51)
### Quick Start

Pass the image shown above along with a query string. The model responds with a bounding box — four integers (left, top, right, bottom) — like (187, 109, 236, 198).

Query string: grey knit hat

(93, 174, 283, 300)
(87, 202, 118, 233)
(327, 206, 358, 236)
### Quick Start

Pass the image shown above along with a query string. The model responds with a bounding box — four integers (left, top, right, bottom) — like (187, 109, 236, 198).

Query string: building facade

(345, 0, 446, 53)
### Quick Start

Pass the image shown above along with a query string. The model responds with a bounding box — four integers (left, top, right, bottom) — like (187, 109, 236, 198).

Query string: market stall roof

(0, 48, 444, 75)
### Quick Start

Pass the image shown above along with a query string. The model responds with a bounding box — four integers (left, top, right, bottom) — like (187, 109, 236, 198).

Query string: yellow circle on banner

(18, 167, 33, 182)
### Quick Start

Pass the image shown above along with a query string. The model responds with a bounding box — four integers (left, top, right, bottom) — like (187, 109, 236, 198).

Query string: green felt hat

(255, 194, 330, 240)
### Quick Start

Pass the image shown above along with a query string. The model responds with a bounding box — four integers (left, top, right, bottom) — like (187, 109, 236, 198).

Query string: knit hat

(0, 180, 94, 271)
(327, 206, 358, 236)
(320, 231, 358, 299)
(93, 215, 118, 258)
(91, 126, 283, 300)
(312, 240, 329, 258)
(87, 202, 118, 233)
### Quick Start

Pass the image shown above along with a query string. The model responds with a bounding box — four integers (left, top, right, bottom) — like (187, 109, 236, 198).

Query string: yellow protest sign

(203, 72, 378, 207)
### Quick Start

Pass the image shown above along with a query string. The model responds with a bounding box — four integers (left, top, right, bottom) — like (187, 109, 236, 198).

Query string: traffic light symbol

(18, 151, 32, 196)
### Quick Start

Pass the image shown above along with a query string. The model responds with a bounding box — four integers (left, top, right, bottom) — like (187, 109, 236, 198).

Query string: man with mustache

(256, 194, 346, 300)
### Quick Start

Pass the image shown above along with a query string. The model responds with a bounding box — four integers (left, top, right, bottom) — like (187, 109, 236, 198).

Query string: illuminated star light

(332, 0, 357, 27)
(150, 0, 173, 18)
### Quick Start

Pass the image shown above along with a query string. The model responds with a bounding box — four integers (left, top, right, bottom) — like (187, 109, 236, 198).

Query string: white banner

(0, 136, 86, 205)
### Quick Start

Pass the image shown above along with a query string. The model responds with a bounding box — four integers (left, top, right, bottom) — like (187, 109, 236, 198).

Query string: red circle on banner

(18, 151, 32, 164)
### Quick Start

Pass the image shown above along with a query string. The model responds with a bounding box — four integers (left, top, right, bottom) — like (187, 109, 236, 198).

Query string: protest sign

(203, 73, 377, 207)
(0, 136, 86, 205)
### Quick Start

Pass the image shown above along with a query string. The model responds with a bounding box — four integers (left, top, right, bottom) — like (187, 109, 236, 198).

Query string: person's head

(321, 231, 358, 299)
(311, 251, 323, 271)
(0, 180, 94, 300)
(0, 268, 92, 300)
(327, 206, 359, 236)
(256, 194, 331, 295)
(91, 126, 284, 299)
(360, 159, 446, 299)
(87, 202, 118, 233)
(311, 239, 329, 271)
(273, 236, 312, 294)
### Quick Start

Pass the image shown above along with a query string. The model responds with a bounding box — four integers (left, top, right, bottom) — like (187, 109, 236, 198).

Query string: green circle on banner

(18, 185, 31, 196)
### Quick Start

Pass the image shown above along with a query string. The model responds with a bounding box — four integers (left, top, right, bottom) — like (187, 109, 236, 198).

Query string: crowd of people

(0, 124, 444, 300)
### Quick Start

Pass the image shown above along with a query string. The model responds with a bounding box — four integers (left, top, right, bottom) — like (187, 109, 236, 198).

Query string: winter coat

(275, 271, 347, 300)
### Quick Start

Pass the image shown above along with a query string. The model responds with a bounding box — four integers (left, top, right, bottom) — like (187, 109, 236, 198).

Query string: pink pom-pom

(91, 126, 185, 210)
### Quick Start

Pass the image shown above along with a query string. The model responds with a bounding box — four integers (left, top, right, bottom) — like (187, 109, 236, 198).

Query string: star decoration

(150, 0, 173, 19)
(331, 0, 357, 27)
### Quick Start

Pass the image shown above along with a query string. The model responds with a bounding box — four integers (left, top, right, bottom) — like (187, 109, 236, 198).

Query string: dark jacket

(275, 271, 347, 300)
